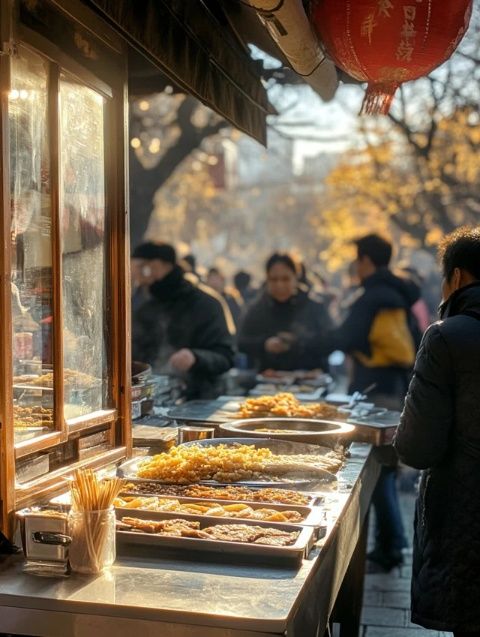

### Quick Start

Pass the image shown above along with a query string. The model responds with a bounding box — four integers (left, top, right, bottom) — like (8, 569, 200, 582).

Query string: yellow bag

(354, 308, 416, 368)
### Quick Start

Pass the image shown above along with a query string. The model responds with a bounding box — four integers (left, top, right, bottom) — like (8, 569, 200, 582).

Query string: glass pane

(59, 75, 109, 419)
(10, 47, 55, 443)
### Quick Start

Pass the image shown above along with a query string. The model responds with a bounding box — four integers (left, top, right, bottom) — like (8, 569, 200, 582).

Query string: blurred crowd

(131, 233, 440, 406)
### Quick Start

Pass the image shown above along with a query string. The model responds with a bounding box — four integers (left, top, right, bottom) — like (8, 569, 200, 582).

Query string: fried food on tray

(14, 405, 53, 428)
(136, 444, 271, 483)
(121, 516, 204, 536)
(114, 495, 304, 522)
(13, 369, 98, 389)
(121, 517, 300, 546)
(237, 392, 339, 419)
(135, 444, 342, 483)
(123, 482, 311, 505)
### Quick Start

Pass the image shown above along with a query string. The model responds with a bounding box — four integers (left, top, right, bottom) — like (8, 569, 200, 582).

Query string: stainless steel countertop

(0, 444, 378, 637)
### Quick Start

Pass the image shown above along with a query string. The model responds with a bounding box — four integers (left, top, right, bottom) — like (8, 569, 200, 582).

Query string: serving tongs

(345, 383, 377, 408)
(339, 384, 388, 420)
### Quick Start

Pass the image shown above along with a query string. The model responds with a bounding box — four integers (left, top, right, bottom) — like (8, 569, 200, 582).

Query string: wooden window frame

(0, 0, 131, 535)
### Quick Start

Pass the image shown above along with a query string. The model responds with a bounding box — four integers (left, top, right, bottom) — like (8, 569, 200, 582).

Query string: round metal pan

(219, 418, 355, 446)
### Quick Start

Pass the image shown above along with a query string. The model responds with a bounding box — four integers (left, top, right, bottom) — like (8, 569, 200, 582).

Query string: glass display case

(0, 0, 131, 535)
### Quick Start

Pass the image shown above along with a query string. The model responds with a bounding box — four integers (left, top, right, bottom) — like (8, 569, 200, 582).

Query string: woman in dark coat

(238, 253, 332, 371)
(394, 227, 480, 637)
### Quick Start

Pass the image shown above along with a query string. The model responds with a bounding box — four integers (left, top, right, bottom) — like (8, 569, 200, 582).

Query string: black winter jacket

(132, 266, 235, 399)
(237, 290, 332, 371)
(332, 268, 420, 397)
(394, 282, 480, 632)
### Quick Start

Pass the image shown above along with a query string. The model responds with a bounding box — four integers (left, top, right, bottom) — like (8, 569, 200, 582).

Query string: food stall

(0, 2, 383, 637)
(0, 443, 379, 637)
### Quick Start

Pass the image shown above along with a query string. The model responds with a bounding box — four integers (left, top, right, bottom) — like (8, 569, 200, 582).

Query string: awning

(85, 0, 275, 144)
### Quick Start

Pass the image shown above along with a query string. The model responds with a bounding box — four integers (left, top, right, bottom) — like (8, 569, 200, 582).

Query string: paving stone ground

(360, 488, 450, 637)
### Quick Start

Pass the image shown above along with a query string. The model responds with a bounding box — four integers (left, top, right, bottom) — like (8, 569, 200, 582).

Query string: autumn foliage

(313, 105, 480, 270)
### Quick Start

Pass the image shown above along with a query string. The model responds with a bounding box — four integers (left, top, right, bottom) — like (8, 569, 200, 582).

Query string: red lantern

(310, 0, 473, 114)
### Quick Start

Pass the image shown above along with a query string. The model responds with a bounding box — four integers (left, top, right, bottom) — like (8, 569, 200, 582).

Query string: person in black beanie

(131, 242, 235, 399)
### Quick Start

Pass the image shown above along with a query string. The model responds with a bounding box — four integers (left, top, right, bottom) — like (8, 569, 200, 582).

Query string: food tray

(256, 371, 332, 387)
(118, 437, 337, 489)
(118, 455, 315, 488)
(219, 417, 354, 445)
(115, 494, 326, 532)
(119, 478, 323, 507)
(249, 385, 327, 401)
(116, 510, 315, 566)
(165, 399, 242, 424)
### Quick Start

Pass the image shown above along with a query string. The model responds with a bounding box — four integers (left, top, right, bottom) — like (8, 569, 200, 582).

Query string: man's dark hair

(183, 254, 196, 271)
(131, 241, 176, 264)
(265, 252, 299, 276)
(207, 267, 222, 277)
(234, 270, 251, 289)
(354, 234, 392, 268)
(439, 226, 480, 281)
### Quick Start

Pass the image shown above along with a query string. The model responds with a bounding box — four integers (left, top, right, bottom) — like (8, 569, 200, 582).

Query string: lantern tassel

(360, 82, 399, 115)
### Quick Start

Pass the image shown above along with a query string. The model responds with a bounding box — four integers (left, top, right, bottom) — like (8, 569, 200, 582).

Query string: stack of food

(13, 369, 98, 389)
(237, 393, 339, 419)
(121, 517, 300, 546)
(135, 443, 343, 484)
(13, 405, 53, 428)
(114, 495, 304, 523)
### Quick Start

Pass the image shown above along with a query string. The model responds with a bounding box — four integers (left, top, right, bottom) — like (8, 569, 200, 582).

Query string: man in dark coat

(394, 227, 480, 637)
(131, 242, 235, 400)
(333, 235, 420, 402)
(331, 234, 420, 571)
(238, 288, 333, 372)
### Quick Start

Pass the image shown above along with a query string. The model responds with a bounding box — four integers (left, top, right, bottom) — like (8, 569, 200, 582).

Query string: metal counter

(0, 444, 380, 637)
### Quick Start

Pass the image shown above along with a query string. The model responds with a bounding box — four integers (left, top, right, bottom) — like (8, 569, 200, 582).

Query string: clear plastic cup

(68, 507, 115, 574)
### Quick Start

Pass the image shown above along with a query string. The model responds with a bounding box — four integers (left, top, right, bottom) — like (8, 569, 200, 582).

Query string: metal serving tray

(116, 510, 316, 566)
(118, 457, 314, 488)
(255, 371, 332, 387)
(249, 385, 327, 401)
(118, 437, 339, 489)
(165, 399, 243, 424)
(115, 494, 326, 533)
(119, 478, 323, 506)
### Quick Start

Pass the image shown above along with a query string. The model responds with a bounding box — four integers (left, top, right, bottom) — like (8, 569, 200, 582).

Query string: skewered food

(237, 393, 339, 419)
(114, 495, 304, 522)
(121, 516, 300, 546)
(136, 444, 342, 483)
(123, 483, 311, 505)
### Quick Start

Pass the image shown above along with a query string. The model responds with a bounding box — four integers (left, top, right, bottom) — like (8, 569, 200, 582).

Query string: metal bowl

(219, 418, 355, 446)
